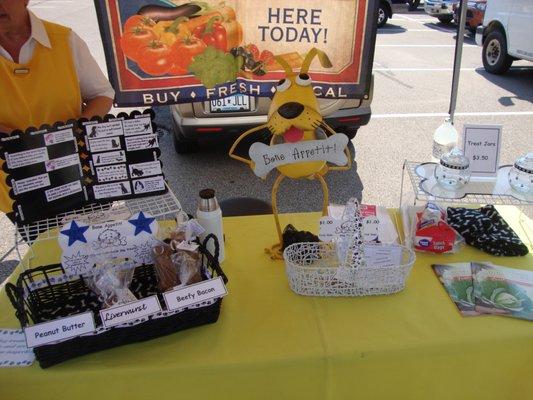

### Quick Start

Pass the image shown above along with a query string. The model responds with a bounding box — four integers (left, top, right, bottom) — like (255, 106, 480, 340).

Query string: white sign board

(59, 212, 158, 276)
(249, 134, 349, 178)
(100, 295, 162, 328)
(24, 312, 95, 348)
(163, 277, 228, 311)
(462, 124, 502, 177)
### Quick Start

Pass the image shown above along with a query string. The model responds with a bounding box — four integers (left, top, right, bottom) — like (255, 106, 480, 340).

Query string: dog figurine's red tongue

(283, 126, 304, 143)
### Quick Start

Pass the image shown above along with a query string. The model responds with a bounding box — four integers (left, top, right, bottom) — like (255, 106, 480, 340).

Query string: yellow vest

(0, 20, 81, 213)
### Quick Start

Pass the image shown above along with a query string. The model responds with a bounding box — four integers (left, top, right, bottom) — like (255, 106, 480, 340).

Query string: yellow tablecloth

(0, 209, 532, 400)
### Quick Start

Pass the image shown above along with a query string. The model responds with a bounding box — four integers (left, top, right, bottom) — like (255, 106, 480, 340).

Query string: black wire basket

(5, 235, 227, 368)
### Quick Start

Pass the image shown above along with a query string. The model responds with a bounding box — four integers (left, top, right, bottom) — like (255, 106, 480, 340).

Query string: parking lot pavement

(0, 2, 531, 282)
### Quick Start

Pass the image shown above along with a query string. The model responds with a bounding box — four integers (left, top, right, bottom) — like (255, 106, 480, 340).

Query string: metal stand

(14, 183, 183, 269)
(397, 160, 533, 245)
(449, 0, 468, 123)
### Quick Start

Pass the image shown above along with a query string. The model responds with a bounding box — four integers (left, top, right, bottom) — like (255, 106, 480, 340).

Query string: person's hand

(0, 124, 13, 134)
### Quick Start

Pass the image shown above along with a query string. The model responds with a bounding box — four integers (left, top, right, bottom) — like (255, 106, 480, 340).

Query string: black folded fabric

(447, 205, 529, 257)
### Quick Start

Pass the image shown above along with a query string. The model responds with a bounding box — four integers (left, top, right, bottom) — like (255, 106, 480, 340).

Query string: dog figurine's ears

(275, 48, 332, 75)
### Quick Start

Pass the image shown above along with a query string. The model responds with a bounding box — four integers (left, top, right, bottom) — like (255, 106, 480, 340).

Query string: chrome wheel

(378, 8, 386, 25)
(485, 38, 501, 66)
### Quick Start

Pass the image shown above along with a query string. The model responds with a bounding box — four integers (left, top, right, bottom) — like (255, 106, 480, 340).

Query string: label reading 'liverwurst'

(123, 116, 152, 137)
(43, 128, 74, 146)
(92, 150, 126, 166)
(45, 154, 80, 172)
(88, 136, 122, 153)
(125, 134, 158, 151)
(128, 161, 162, 178)
(93, 181, 132, 199)
(132, 175, 165, 194)
(6, 147, 48, 169)
(13, 173, 50, 195)
(100, 296, 161, 328)
(45, 180, 83, 202)
(96, 164, 128, 183)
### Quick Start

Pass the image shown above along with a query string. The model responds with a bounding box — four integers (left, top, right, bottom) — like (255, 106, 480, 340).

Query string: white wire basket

(283, 242, 416, 297)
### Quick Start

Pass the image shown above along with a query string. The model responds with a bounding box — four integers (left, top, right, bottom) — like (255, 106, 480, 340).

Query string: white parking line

(373, 111, 533, 119)
(373, 66, 533, 72)
(374, 67, 476, 71)
(393, 15, 437, 23)
(377, 44, 477, 47)
(379, 28, 447, 32)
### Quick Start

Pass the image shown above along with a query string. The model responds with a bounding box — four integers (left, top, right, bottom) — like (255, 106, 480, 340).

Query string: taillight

(337, 117, 361, 123)
(196, 127, 223, 132)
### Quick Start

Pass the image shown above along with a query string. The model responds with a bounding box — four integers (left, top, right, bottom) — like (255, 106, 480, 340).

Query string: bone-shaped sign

(249, 133, 349, 177)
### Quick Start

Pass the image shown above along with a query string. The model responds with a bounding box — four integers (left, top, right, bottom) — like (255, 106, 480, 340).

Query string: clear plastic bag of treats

(171, 248, 203, 286)
(152, 241, 180, 292)
(87, 259, 137, 308)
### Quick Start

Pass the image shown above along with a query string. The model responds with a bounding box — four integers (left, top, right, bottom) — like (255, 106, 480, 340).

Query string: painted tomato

(123, 15, 156, 32)
(120, 27, 156, 61)
(246, 44, 260, 60)
(259, 50, 274, 65)
(137, 41, 173, 76)
(169, 36, 207, 75)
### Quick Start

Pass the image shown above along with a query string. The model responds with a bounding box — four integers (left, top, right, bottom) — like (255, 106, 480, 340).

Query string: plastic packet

(413, 202, 464, 254)
(152, 241, 180, 292)
(171, 249, 202, 287)
(169, 212, 205, 243)
(87, 260, 137, 308)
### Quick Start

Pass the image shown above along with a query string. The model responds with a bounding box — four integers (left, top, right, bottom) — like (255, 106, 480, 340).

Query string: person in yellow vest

(0, 0, 114, 219)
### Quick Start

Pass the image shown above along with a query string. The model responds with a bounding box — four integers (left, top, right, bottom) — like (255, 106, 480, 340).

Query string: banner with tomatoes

(94, 0, 378, 107)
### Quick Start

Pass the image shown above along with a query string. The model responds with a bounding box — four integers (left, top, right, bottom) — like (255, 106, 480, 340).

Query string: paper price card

(462, 124, 502, 177)
(100, 296, 162, 328)
(85, 120, 124, 139)
(92, 150, 126, 166)
(164, 277, 228, 311)
(88, 137, 122, 153)
(123, 116, 152, 137)
(43, 128, 74, 146)
(125, 134, 158, 152)
(24, 312, 95, 348)
(6, 147, 48, 169)
(0, 329, 35, 367)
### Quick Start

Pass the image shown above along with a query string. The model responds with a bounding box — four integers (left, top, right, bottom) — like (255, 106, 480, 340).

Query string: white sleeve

(68, 31, 115, 102)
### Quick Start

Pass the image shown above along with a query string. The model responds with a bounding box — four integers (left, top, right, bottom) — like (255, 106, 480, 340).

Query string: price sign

(462, 124, 502, 178)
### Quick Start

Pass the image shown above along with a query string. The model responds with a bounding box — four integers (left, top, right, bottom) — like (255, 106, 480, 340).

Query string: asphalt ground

(1, 2, 532, 282)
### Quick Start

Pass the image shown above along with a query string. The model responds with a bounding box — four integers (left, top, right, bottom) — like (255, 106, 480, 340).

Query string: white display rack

(14, 184, 182, 250)
(400, 161, 532, 206)
(398, 161, 532, 246)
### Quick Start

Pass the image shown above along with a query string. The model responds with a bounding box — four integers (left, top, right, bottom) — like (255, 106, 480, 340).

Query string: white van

(476, 0, 533, 74)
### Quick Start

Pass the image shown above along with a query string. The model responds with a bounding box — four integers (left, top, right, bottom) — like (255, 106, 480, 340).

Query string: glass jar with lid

(508, 153, 533, 195)
(434, 147, 471, 190)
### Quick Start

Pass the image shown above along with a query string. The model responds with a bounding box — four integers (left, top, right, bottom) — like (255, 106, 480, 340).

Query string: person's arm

(81, 96, 114, 119)
(0, 123, 12, 134)
(69, 31, 115, 118)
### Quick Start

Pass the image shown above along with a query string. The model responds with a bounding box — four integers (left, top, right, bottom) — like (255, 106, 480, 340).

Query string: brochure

(432, 263, 480, 317)
(471, 262, 533, 321)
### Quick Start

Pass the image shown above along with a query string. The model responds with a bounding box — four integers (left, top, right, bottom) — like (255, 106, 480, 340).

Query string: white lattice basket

(283, 242, 415, 297)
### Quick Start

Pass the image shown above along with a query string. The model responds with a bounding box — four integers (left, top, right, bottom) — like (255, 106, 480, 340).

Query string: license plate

(209, 94, 251, 113)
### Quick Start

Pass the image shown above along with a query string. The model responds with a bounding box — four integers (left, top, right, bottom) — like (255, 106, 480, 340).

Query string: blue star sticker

(128, 212, 155, 236)
(60, 221, 89, 247)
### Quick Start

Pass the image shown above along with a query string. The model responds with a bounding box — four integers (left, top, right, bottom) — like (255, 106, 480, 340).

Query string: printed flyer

(432, 263, 480, 317)
(94, 0, 377, 106)
(471, 262, 533, 321)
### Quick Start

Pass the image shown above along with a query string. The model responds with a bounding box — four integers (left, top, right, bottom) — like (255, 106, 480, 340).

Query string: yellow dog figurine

(229, 47, 352, 259)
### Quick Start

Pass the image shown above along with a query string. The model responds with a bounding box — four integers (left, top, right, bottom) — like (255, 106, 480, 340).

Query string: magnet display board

(0, 111, 167, 223)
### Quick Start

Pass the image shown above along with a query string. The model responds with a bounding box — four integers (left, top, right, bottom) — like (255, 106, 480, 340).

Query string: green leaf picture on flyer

(432, 263, 479, 317)
(472, 262, 533, 320)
